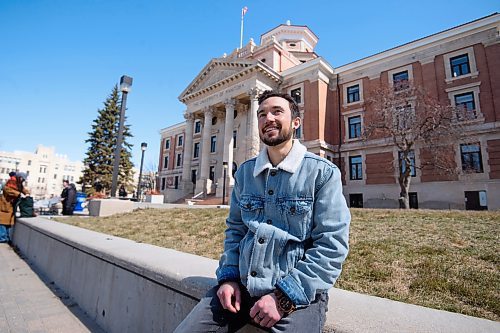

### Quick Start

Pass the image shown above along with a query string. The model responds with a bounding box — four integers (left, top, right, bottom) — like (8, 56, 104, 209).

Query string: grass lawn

(56, 208, 499, 321)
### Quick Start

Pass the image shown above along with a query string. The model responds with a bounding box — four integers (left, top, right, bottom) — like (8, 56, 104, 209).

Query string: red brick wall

(365, 152, 396, 184)
(487, 139, 500, 179)
(484, 43, 500, 122)
(420, 147, 458, 182)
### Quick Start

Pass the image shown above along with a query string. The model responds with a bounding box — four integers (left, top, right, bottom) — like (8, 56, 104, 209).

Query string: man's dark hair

(258, 90, 300, 119)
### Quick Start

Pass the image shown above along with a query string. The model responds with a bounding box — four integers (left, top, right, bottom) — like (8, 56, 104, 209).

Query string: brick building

(158, 13, 500, 210)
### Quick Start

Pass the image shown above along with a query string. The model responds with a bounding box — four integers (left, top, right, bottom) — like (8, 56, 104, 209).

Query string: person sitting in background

(0, 172, 30, 243)
(119, 185, 128, 198)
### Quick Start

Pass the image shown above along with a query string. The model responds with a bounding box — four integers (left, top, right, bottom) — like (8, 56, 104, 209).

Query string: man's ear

(292, 116, 301, 129)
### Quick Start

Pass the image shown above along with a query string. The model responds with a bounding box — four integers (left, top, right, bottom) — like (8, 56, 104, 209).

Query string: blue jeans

(174, 285, 328, 333)
(0, 224, 13, 243)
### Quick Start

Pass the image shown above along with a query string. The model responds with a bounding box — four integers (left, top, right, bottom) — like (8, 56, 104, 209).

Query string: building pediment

(179, 58, 281, 103)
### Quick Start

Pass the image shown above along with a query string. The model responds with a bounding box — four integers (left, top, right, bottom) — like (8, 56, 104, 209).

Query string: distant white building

(0, 145, 84, 200)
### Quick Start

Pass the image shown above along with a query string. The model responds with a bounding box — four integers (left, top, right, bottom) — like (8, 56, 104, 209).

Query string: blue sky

(1, 0, 498, 169)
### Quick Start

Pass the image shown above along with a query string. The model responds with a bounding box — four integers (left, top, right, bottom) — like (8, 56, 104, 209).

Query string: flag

(241, 6, 248, 18)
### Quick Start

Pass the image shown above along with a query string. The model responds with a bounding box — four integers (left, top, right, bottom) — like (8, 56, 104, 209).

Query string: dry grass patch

(56, 207, 499, 321)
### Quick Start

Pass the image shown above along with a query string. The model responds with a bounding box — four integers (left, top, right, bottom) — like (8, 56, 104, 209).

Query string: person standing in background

(61, 180, 77, 215)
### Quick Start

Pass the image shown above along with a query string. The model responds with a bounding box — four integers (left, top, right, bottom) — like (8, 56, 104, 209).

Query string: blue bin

(75, 192, 87, 212)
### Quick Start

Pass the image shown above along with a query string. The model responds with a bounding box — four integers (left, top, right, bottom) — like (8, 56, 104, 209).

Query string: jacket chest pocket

(279, 198, 313, 239)
(239, 196, 265, 222)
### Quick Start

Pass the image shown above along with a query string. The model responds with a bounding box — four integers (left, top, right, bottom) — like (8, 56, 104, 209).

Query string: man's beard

(260, 122, 293, 147)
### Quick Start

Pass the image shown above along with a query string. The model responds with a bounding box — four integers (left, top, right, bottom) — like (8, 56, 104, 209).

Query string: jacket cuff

(276, 275, 310, 307)
(216, 265, 240, 285)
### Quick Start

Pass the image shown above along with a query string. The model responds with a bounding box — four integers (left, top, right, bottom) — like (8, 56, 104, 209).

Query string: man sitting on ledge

(174, 91, 350, 332)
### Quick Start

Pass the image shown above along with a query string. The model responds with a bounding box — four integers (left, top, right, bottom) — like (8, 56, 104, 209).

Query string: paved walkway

(0, 243, 103, 333)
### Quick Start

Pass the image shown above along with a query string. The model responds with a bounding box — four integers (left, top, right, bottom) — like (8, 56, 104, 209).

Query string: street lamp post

(222, 161, 228, 205)
(136, 142, 147, 201)
(111, 75, 133, 198)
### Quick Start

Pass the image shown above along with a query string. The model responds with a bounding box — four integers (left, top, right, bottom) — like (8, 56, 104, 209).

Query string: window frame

(443, 47, 479, 83)
(210, 135, 217, 153)
(343, 79, 364, 106)
(177, 135, 184, 147)
(349, 155, 363, 180)
(347, 84, 360, 104)
(287, 83, 304, 106)
(460, 143, 483, 173)
(348, 115, 362, 139)
(194, 120, 202, 134)
(399, 150, 416, 177)
(163, 155, 169, 169)
(193, 142, 200, 159)
(388, 65, 413, 91)
(446, 82, 483, 121)
(450, 54, 470, 78)
(165, 139, 170, 150)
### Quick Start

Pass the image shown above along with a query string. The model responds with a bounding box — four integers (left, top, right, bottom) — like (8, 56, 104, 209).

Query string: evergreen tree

(79, 86, 134, 195)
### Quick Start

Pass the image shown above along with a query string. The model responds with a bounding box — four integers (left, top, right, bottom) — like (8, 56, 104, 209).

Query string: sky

(1, 0, 498, 170)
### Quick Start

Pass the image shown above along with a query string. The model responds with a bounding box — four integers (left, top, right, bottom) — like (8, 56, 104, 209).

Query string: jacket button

(268, 190, 274, 195)
(251, 271, 257, 277)
(270, 170, 277, 176)
(245, 203, 251, 209)
(266, 219, 272, 224)
(290, 207, 296, 214)
(258, 238, 265, 244)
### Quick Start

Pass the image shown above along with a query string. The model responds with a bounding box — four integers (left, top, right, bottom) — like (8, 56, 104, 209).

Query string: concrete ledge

(13, 217, 500, 333)
(88, 199, 135, 217)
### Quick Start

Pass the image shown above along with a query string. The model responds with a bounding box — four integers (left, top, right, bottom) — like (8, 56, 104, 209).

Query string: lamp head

(120, 75, 133, 93)
(141, 142, 147, 151)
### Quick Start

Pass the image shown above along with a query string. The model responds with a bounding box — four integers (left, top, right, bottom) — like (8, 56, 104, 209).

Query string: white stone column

(247, 88, 261, 159)
(195, 107, 214, 196)
(181, 112, 194, 193)
(217, 98, 236, 198)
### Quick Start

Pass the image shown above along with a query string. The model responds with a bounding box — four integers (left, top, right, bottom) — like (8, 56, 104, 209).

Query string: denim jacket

(216, 140, 350, 308)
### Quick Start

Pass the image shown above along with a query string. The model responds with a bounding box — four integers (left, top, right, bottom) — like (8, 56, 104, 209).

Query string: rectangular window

(454, 92, 476, 119)
(291, 88, 301, 104)
(399, 151, 416, 177)
(347, 84, 360, 103)
(348, 116, 361, 139)
(54, 174, 57, 179)
(460, 143, 483, 173)
(393, 70, 409, 90)
(194, 120, 202, 134)
(450, 54, 470, 77)
(176, 153, 182, 167)
(161, 177, 166, 190)
(209, 166, 215, 181)
(193, 142, 200, 158)
(233, 130, 237, 148)
(210, 135, 217, 153)
(163, 156, 169, 169)
(349, 156, 363, 180)
(177, 135, 184, 147)
(28, 160, 31, 166)
(165, 139, 170, 149)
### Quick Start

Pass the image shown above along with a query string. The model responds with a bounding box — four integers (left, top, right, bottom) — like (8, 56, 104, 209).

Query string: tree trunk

(399, 175, 411, 209)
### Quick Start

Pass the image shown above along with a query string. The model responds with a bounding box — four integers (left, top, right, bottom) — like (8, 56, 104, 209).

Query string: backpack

(17, 197, 35, 218)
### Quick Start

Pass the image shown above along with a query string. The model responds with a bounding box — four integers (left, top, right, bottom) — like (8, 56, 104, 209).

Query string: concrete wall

(13, 217, 500, 333)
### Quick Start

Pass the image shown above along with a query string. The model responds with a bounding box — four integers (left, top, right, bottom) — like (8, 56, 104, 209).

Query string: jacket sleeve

(276, 167, 350, 307)
(216, 176, 248, 284)
(3, 185, 21, 202)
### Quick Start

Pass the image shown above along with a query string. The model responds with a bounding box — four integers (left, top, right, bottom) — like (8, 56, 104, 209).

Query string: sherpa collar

(253, 140, 307, 177)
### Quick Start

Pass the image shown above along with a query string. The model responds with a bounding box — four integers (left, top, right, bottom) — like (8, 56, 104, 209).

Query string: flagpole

(240, 10, 244, 49)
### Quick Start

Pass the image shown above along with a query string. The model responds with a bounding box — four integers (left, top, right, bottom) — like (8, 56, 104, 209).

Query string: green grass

(56, 208, 500, 321)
